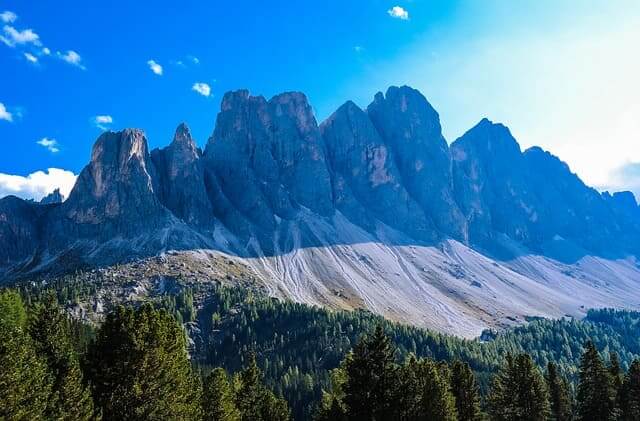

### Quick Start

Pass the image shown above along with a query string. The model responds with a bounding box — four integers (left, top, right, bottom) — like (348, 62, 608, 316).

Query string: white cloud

(354, 45, 364, 53)
(57, 50, 85, 69)
(1, 25, 41, 47)
(94, 115, 113, 130)
(41, 47, 50, 55)
(189, 55, 200, 64)
(0, 168, 77, 201)
(0, 11, 17, 23)
(0, 103, 12, 122)
(388, 6, 409, 20)
(147, 59, 163, 75)
(36, 137, 60, 153)
(24, 52, 37, 63)
(192, 82, 211, 97)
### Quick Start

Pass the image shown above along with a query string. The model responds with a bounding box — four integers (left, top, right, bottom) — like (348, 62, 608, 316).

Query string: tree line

(4, 281, 640, 420)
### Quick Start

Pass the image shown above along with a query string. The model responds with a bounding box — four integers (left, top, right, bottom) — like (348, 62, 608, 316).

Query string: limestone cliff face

(52, 129, 170, 241)
(1, 85, 639, 274)
(151, 123, 213, 227)
(367, 86, 467, 241)
(321, 100, 434, 240)
(204, 90, 333, 237)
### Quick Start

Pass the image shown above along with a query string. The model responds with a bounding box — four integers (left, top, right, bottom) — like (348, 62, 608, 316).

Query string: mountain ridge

(1, 85, 639, 337)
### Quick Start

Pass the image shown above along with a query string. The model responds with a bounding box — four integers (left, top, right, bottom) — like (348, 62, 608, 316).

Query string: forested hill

(15, 280, 640, 420)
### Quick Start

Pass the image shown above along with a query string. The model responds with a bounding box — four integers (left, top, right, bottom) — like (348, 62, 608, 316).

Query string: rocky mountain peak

(40, 188, 64, 204)
(367, 85, 467, 240)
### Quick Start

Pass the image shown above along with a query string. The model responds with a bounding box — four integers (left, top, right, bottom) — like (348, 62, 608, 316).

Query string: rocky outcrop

(52, 129, 170, 241)
(452, 119, 540, 247)
(40, 188, 64, 204)
(321, 100, 434, 239)
(151, 123, 213, 227)
(367, 86, 467, 241)
(0, 196, 40, 266)
(204, 90, 334, 241)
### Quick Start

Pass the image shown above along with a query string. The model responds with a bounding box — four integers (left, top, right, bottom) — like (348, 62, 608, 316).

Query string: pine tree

(343, 325, 399, 420)
(413, 358, 457, 421)
(0, 289, 52, 420)
(86, 304, 202, 420)
(545, 362, 572, 421)
(235, 352, 290, 421)
(29, 292, 95, 420)
(488, 353, 550, 421)
(315, 366, 348, 421)
(577, 341, 615, 421)
(609, 352, 624, 418)
(450, 360, 482, 421)
(203, 367, 240, 421)
(620, 359, 640, 421)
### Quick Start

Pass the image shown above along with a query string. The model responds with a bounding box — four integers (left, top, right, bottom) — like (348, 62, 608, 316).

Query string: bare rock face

(321, 100, 435, 240)
(0, 196, 40, 266)
(55, 129, 170, 240)
(151, 123, 213, 227)
(204, 90, 334, 237)
(367, 86, 467, 241)
(452, 119, 539, 247)
(40, 188, 64, 204)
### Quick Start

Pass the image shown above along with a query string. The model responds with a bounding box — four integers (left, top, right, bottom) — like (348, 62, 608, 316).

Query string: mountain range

(1, 85, 640, 337)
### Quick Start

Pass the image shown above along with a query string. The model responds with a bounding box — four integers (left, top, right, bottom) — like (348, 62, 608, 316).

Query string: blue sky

(1, 0, 639, 200)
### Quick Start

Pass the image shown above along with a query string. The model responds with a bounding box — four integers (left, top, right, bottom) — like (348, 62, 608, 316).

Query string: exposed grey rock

(321, 100, 434, 240)
(0, 196, 40, 266)
(40, 188, 64, 204)
(151, 123, 214, 227)
(203, 90, 334, 242)
(367, 86, 467, 241)
(52, 129, 171, 241)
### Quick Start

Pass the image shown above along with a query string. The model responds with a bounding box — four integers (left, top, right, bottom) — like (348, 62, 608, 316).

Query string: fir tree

(620, 359, 640, 421)
(203, 367, 240, 421)
(413, 357, 457, 421)
(235, 352, 290, 421)
(343, 325, 399, 420)
(577, 341, 615, 421)
(488, 353, 550, 421)
(86, 304, 202, 420)
(450, 360, 482, 421)
(609, 352, 624, 418)
(545, 362, 573, 421)
(29, 292, 95, 420)
(0, 290, 52, 420)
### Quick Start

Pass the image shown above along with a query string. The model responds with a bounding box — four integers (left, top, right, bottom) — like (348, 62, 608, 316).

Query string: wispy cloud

(0, 11, 17, 24)
(0, 168, 77, 201)
(94, 115, 113, 130)
(188, 55, 200, 64)
(0, 25, 41, 47)
(387, 6, 409, 20)
(192, 82, 211, 97)
(604, 162, 640, 198)
(0, 103, 12, 122)
(147, 59, 163, 75)
(24, 52, 37, 63)
(354, 45, 364, 53)
(36, 137, 60, 153)
(57, 50, 85, 69)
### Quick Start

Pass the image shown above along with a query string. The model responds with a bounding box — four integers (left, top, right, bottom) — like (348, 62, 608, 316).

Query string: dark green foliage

(29, 292, 95, 420)
(488, 353, 550, 421)
(545, 362, 573, 421)
(202, 368, 240, 421)
(343, 325, 399, 420)
(621, 359, 640, 421)
(577, 341, 616, 421)
(450, 360, 482, 421)
(235, 353, 290, 421)
(0, 290, 52, 420)
(85, 304, 202, 421)
(402, 355, 458, 421)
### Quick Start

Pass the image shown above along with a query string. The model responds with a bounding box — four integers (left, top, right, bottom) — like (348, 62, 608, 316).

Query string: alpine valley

(2, 86, 639, 338)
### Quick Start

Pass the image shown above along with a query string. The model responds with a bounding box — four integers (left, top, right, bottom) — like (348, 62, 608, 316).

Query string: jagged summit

(1, 85, 639, 336)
